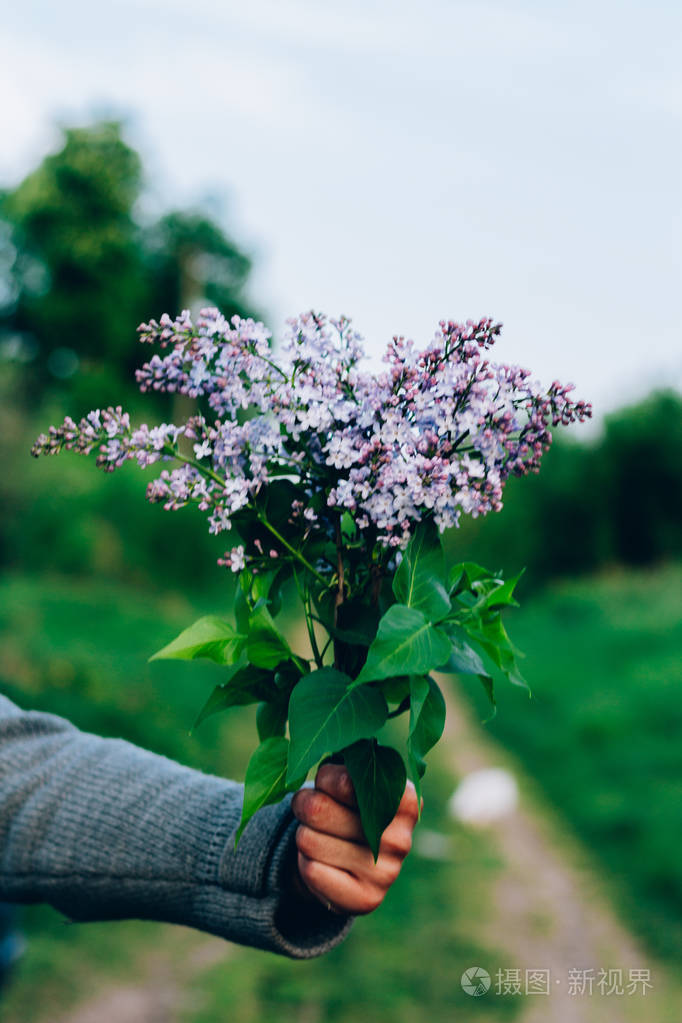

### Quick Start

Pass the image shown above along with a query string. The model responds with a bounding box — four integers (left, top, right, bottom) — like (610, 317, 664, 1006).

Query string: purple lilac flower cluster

(32, 308, 591, 560)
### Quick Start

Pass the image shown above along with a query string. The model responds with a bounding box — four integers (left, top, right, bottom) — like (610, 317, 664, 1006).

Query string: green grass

(0, 572, 518, 1022)
(0, 573, 252, 777)
(460, 563, 682, 962)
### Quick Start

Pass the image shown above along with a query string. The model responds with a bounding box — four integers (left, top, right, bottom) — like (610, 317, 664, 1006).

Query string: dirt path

(55, 932, 230, 1023)
(442, 685, 680, 1023)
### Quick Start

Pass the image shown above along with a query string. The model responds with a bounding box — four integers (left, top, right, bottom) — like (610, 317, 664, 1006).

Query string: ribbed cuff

(262, 804, 356, 957)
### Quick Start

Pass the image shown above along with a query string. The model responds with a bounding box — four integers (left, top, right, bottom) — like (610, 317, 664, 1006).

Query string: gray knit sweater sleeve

(0, 693, 353, 959)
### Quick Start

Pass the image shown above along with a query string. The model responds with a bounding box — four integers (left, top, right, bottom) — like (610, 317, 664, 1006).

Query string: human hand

(290, 763, 420, 915)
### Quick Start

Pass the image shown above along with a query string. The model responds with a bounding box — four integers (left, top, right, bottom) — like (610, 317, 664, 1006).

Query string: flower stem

(257, 513, 329, 588)
(171, 450, 228, 490)
(171, 446, 329, 589)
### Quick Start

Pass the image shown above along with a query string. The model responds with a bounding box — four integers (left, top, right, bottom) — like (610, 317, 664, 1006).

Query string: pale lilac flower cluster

(32, 308, 591, 562)
(31, 406, 184, 471)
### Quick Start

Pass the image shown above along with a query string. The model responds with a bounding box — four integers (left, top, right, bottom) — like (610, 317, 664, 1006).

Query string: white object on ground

(448, 768, 519, 826)
(413, 828, 452, 861)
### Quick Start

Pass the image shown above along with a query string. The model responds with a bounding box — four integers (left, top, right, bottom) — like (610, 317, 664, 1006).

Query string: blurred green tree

(0, 120, 258, 409)
(146, 210, 254, 324)
(599, 391, 682, 565)
(0, 120, 260, 591)
(0, 122, 146, 402)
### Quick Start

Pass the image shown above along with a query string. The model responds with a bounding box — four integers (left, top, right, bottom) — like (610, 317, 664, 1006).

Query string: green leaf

(273, 660, 303, 692)
(355, 605, 452, 685)
(342, 739, 406, 860)
(150, 616, 245, 666)
(250, 566, 291, 618)
(465, 615, 529, 691)
(406, 677, 430, 807)
(287, 668, 388, 783)
(464, 561, 501, 583)
(378, 675, 411, 705)
(236, 737, 302, 843)
(408, 675, 446, 765)
(439, 623, 488, 676)
(193, 663, 276, 729)
(246, 604, 292, 669)
(393, 520, 451, 622)
(448, 563, 465, 594)
(476, 673, 497, 722)
(449, 561, 499, 594)
(256, 698, 289, 741)
(234, 584, 251, 635)
(477, 570, 524, 611)
(406, 744, 425, 810)
(406, 675, 446, 810)
(340, 510, 357, 540)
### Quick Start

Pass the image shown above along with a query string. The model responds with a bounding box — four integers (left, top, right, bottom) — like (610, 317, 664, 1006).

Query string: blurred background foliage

(0, 120, 259, 591)
(1, 121, 681, 1020)
(2, 121, 681, 596)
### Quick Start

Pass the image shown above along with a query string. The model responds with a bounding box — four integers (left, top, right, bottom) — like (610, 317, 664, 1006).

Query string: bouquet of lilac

(33, 309, 590, 856)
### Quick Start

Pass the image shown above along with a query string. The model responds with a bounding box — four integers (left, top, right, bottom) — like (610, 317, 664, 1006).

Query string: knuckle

(295, 789, 327, 826)
(337, 769, 355, 804)
(297, 850, 316, 883)
(295, 824, 319, 858)
(356, 886, 383, 915)
(384, 857, 402, 884)
(303, 856, 326, 888)
(398, 825, 414, 855)
(382, 823, 413, 857)
(316, 763, 355, 805)
(308, 790, 329, 823)
(291, 790, 304, 820)
(314, 762, 337, 791)
(374, 856, 401, 888)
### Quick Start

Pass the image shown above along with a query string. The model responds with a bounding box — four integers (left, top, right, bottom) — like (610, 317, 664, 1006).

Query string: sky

(2, 0, 680, 430)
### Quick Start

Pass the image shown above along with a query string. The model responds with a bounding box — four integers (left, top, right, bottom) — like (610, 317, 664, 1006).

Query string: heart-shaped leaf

(355, 605, 452, 685)
(465, 614, 529, 691)
(477, 570, 524, 611)
(409, 675, 446, 762)
(233, 580, 251, 634)
(393, 520, 451, 622)
(150, 616, 245, 665)
(256, 696, 289, 741)
(378, 675, 411, 705)
(449, 561, 498, 594)
(439, 623, 488, 676)
(249, 566, 291, 618)
(246, 604, 292, 669)
(287, 668, 388, 783)
(406, 675, 446, 808)
(342, 739, 406, 860)
(236, 737, 303, 843)
(193, 663, 276, 729)
(476, 673, 497, 721)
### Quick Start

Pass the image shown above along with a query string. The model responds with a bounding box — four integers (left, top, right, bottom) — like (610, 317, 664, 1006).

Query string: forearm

(0, 693, 352, 958)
